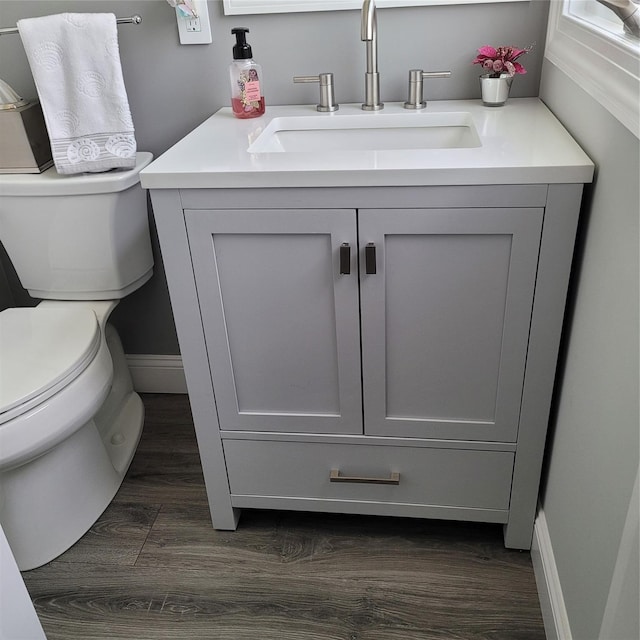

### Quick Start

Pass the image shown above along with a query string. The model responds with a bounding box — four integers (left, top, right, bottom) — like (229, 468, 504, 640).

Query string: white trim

(223, 0, 527, 15)
(125, 354, 188, 394)
(531, 506, 573, 640)
(545, 0, 640, 139)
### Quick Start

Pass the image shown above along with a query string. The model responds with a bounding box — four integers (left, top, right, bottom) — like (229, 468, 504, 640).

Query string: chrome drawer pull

(330, 469, 400, 485)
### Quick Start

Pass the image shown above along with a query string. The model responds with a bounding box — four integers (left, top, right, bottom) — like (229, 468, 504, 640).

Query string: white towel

(17, 13, 137, 175)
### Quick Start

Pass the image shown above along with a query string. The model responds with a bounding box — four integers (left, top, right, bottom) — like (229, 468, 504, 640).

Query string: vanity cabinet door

(359, 208, 543, 442)
(185, 209, 363, 435)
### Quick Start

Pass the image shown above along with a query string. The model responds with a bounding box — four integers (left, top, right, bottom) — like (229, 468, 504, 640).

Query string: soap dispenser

(229, 27, 265, 119)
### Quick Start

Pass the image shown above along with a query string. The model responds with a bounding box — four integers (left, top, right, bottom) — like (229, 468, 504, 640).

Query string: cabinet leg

(503, 520, 534, 550)
(209, 505, 241, 531)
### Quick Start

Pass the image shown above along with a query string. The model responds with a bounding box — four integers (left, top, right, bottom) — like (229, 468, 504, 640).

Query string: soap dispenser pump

(229, 27, 265, 119)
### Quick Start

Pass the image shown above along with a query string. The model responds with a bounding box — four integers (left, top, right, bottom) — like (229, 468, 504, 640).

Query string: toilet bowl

(0, 153, 154, 570)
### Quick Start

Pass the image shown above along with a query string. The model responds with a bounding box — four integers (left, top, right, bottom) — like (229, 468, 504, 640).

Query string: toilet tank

(0, 153, 154, 300)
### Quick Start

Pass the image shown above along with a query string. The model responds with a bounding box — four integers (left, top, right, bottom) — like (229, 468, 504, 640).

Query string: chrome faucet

(361, 0, 383, 110)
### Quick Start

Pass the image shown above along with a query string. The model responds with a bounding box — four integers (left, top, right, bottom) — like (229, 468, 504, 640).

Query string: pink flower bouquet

(472, 45, 532, 78)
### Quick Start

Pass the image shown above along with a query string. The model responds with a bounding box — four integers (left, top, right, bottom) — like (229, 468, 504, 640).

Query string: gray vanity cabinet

(186, 206, 543, 443)
(150, 182, 584, 550)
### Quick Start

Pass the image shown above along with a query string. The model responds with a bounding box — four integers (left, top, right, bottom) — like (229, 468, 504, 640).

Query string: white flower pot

(479, 73, 513, 107)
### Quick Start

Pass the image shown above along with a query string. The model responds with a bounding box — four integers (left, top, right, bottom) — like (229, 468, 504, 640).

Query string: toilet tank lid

(0, 152, 153, 196)
(0, 307, 101, 418)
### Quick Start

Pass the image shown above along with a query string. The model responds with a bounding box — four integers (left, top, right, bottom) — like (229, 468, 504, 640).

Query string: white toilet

(0, 152, 154, 570)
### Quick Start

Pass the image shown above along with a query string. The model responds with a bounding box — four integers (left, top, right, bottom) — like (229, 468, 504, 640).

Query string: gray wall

(539, 60, 639, 639)
(0, 0, 549, 354)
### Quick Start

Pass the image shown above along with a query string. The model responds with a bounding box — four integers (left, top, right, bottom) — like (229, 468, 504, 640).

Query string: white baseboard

(531, 506, 572, 640)
(125, 354, 188, 394)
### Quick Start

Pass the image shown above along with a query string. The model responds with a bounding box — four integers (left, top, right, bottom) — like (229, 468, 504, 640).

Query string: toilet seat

(0, 307, 101, 425)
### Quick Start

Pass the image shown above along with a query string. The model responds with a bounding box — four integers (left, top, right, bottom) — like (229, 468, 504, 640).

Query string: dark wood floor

(22, 394, 546, 640)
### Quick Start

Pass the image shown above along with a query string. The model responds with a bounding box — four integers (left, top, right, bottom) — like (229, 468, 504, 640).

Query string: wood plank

(112, 448, 209, 505)
(112, 404, 209, 505)
(137, 393, 193, 433)
(52, 502, 160, 566)
(140, 505, 518, 572)
(24, 562, 544, 640)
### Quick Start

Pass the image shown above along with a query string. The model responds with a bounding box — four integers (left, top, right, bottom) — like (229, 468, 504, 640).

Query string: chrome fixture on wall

(0, 14, 142, 36)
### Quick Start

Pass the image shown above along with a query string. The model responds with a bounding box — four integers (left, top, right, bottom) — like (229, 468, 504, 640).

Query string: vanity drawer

(223, 440, 514, 512)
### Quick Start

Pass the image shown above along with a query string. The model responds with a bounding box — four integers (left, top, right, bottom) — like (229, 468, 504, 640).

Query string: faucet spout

(361, 0, 383, 110)
(361, 0, 376, 42)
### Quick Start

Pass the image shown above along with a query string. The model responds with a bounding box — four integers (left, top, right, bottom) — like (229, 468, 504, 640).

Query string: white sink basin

(248, 111, 482, 153)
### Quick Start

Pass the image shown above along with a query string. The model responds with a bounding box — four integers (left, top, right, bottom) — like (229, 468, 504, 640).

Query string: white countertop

(140, 99, 594, 190)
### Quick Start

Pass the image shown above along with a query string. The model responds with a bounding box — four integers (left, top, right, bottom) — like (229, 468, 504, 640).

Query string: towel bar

(0, 14, 142, 36)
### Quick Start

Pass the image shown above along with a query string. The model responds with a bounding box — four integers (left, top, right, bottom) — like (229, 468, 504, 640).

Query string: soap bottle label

(232, 68, 265, 119)
(244, 79, 261, 103)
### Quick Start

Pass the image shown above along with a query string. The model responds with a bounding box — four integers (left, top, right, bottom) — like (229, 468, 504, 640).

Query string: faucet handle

(293, 72, 339, 112)
(403, 69, 451, 110)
